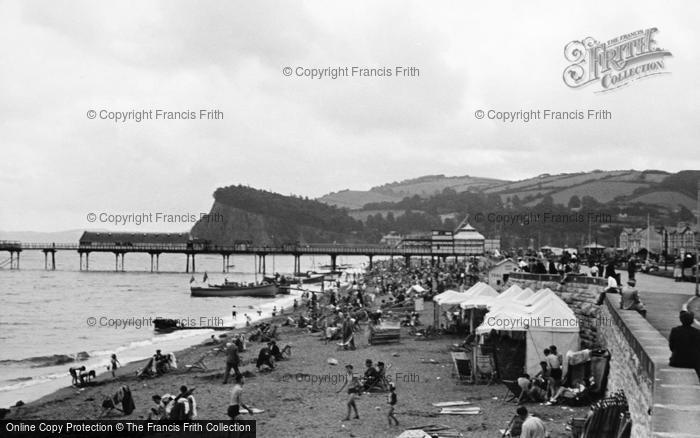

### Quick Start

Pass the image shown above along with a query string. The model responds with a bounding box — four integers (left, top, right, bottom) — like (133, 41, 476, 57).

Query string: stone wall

(507, 273, 700, 436)
(506, 273, 605, 347)
(598, 294, 654, 437)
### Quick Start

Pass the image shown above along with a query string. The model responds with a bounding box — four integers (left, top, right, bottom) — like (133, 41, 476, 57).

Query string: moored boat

(190, 282, 277, 297)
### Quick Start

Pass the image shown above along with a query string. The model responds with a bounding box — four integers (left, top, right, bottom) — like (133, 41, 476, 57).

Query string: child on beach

(110, 354, 121, 378)
(337, 364, 361, 420)
(387, 383, 398, 426)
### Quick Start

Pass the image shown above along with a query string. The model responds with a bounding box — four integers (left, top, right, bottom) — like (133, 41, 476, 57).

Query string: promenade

(621, 271, 699, 339)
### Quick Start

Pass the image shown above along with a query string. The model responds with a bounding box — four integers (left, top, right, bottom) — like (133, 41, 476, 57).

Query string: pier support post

(156, 254, 159, 272)
(150, 253, 154, 273)
(121, 253, 125, 272)
(191, 254, 195, 273)
(186, 254, 190, 273)
(85, 253, 89, 271)
(9, 252, 14, 270)
(222, 254, 226, 273)
(404, 255, 410, 267)
(293, 255, 300, 275)
(79, 253, 83, 271)
(115, 253, 119, 272)
(44, 251, 48, 270)
(331, 254, 337, 273)
(261, 255, 266, 275)
(368, 255, 373, 269)
(51, 251, 55, 270)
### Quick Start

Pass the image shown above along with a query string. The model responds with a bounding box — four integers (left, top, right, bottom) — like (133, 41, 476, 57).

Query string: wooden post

(51, 251, 55, 270)
(44, 251, 48, 270)
(115, 253, 119, 272)
(186, 254, 190, 273)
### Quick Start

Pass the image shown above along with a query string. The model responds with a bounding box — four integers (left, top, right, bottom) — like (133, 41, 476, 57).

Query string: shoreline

(0, 288, 308, 410)
(5, 281, 585, 438)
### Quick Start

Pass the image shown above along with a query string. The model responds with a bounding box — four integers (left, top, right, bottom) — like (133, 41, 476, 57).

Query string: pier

(0, 240, 478, 274)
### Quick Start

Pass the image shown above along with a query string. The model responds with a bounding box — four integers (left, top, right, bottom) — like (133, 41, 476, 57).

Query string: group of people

(515, 346, 563, 405)
(147, 385, 197, 421)
(336, 362, 398, 425)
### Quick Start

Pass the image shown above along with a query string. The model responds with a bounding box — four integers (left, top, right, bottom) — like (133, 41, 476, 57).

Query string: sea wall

(598, 294, 700, 437)
(506, 273, 605, 347)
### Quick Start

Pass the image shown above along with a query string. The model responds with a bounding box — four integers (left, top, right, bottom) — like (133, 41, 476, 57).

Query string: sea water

(0, 251, 364, 408)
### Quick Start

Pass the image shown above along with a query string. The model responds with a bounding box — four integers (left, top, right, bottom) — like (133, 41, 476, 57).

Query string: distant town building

(379, 231, 403, 247)
(488, 258, 518, 288)
(396, 217, 487, 255)
(619, 222, 698, 256)
(484, 238, 501, 253)
(452, 220, 485, 255)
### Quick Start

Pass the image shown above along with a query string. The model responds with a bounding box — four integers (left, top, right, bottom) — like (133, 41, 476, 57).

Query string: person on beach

(69, 366, 86, 386)
(256, 345, 275, 371)
(110, 354, 121, 378)
(387, 382, 398, 426)
(228, 375, 253, 420)
(223, 342, 241, 384)
(337, 364, 361, 420)
(515, 406, 547, 438)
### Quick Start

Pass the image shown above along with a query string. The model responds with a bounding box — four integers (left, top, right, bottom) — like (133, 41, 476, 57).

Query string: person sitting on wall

(620, 279, 647, 318)
(669, 311, 700, 379)
(595, 275, 620, 305)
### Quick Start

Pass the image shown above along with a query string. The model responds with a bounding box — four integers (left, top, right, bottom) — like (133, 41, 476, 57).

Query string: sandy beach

(5, 298, 586, 438)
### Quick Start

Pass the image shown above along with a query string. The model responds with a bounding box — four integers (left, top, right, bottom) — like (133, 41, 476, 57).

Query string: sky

(1, 0, 699, 232)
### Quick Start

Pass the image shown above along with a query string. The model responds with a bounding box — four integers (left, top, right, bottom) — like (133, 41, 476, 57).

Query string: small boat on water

(153, 317, 234, 333)
(265, 273, 325, 285)
(190, 282, 277, 298)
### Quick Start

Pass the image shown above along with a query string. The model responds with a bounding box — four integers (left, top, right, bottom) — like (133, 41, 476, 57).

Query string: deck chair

(450, 352, 472, 383)
(475, 352, 497, 385)
(186, 349, 218, 372)
(501, 380, 522, 403)
(589, 350, 611, 396)
(99, 385, 135, 417)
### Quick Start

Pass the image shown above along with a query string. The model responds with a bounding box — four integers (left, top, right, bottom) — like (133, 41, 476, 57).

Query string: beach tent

(496, 284, 523, 301)
(523, 288, 557, 306)
(476, 290, 579, 376)
(432, 290, 471, 329)
(433, 290, 471, 305)
(460, 284, 499, 310)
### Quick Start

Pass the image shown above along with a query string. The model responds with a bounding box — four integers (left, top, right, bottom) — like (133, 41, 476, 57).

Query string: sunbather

(256, 346, 275, 371)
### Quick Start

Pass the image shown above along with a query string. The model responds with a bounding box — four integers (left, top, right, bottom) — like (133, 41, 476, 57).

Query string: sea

(0, 251, 366, 408)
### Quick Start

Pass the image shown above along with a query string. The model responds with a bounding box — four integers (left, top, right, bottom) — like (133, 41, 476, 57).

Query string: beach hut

(487, 259, 519, 288)
(476, 290, 580, 376)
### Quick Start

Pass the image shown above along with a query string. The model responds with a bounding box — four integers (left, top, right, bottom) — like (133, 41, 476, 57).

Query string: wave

(0, 352, 90, 368)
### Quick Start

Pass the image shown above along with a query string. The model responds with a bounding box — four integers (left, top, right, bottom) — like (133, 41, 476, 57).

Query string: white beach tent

(476, 289, 580, 376)
(496, 284, 523, 301)
(460, 284, 499, 310)
(433, 290, 471, 305)
(432, 289, 471, 330)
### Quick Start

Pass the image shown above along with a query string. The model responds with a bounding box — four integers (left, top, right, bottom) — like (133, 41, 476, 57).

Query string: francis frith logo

(563, 28, 672, 92)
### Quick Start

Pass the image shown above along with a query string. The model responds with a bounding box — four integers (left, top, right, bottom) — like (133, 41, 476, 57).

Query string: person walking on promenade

(669, 311, 700, 379)
(627, 256, 637, 281)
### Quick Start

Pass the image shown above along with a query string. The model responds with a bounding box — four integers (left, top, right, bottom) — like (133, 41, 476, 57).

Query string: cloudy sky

(1, 0, 699, 231)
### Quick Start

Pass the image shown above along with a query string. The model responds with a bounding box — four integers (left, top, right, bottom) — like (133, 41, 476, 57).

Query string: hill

(190, 185, 369, 244)
(318, 174, 506, 209)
